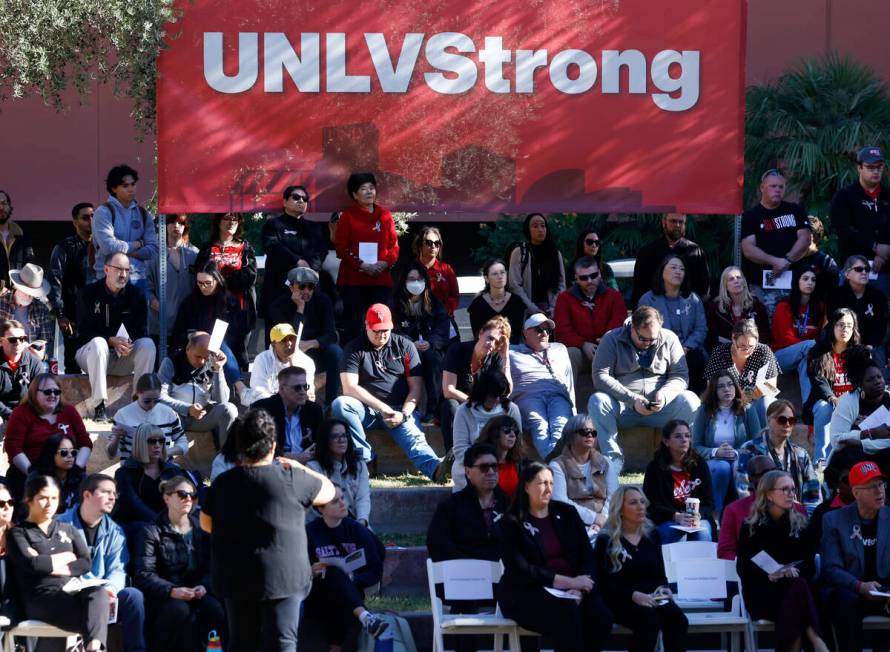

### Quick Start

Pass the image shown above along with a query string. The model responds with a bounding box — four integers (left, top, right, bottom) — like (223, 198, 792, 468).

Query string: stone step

(370, 486, 450, 534)
(381, 546, 428, 594)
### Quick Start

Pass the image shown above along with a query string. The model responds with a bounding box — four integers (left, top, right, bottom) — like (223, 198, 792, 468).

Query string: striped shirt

(111, 401, 188, 461)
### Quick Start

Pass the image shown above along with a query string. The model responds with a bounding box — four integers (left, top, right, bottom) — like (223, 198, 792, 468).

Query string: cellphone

(643, 400, 654, 409)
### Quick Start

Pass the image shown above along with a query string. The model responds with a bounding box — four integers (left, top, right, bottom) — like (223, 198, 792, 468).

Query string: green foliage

(176, 213, 267, 255)
(0, 0, 181, 132)
(745, 53, 890, 214)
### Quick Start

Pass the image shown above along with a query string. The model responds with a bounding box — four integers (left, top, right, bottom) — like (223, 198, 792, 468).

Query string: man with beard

(0, 190, 34, 295)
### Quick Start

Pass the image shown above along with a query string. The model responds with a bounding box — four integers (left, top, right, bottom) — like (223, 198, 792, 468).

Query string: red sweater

(334, 204, 399, 287)
(771, 300, 821, 349)
(4, 403, 92, 462)
(424, 259, 460, 317)
(553, 286, 627, 348)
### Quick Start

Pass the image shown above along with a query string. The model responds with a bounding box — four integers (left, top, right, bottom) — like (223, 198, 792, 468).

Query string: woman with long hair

(308, 418, 371, 526)
(412, 225, 460, 337)
(548, 414, 610, 538)
(573, 227, 616, 290)
(2, 372, 91, 499)
(639, 254, 708, 390)
(705, 266, 771, 350)
(109, 372, 188, 461)
(334, 172, 399, 342)
(0, 481, 13, 617)
(28, 433, 84, 513)
(7, 475, 109, 651)
(467, 258, 528, 343)
(803, 308, 861, 464)
(391, 260, 451, 423)
(737, 470, 828, 652)
(172, 260, 242, 384)
(595, 485, 688, 652)
(450, 368, 522, 491)
(692, 372, 760, 514)
(509, 213, 566, 315)
(772, 266, 826, 402)
(642, 419, 714, 543)
(148, 213, 199, 338)
(476, 415, 524, 498)
(196, 212, 258, 372)
(497, 462, 613, 652)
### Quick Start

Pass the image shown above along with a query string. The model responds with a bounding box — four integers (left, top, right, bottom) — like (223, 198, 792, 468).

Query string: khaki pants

(75, 336, 156, 404)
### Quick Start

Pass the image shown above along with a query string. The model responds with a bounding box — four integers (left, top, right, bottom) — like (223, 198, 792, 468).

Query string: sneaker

(420, 412, 437, 426)
(433, 454, 452, 484)
(93, 401, 111, 424)
(364, 614, 389, 639)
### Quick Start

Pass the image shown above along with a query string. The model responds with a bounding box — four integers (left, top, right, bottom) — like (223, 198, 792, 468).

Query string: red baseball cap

(365, 303, 393, 331)
(849, 461, 886, 488)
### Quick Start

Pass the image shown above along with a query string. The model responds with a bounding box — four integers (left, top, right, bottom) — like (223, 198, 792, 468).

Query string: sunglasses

(38, 389, 62, 397)
(147, 437, 166, 445)
(167, 490, 196, 500)
(0, 499, 14, 509)
(534, 327, 552, 336)
(851, 265, 871, 274)
(772, 415, 798, 426)
(423, 239, 441, 248)
(289, 194, 309, 202)
(221, 215, 242, 222)
(5, 336, 27, 344)
(141, 398, 160, 405)
(285, 383, 311, 392)
(297, 283, 316, 291)
(56, 449, 76, 458)
(330, 433, 349, 441)
(576, 272, 600, 282)
(471, 462, 499, 473)
(501, 425, 519, 434)
(584, 238, 600, 246)
(576, 428, 597, 437)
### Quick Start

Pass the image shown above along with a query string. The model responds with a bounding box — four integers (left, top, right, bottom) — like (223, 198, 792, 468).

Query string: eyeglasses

(147, 437, 166, 445)
(576, 428, 597, 438)
(471, 463, 498, 473)
(297, 283, 316, 291)
(107, 264, 131, 274)
(289, 194, 309, 202)
(851, 265, 871, 274)
(772, 415, 798, 426)
(584, 238, 600, 246)
(856, 481, 887, 493)
(634, 328, 657, 344)
(534, 327, 551, 336)
(38, 389, 62, 397)
(423, 239, 441, 248)
(771, 486, 796, 496)
(4, 336, 27, 344)
(284, 383, 310, 392)
(0, 499, 14, 509)
(734, 343, 756, 352)
(576, 272, 600, 282)
(196, 280, 215, 288)
(56, 449, 76, 458)
(167, 490, 195, 500)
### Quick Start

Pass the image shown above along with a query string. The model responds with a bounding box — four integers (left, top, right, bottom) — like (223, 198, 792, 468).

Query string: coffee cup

(685, 497, 700, 522)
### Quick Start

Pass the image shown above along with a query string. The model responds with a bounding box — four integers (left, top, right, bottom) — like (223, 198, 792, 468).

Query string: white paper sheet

(751, 550, 801, 575)
(359, 242, 378, 264)
(321, 548, 366, 574)
(442, 560, 494, 600)
(762, 270, 792, 290)
(544, 587, 580, 600)
(115, 323, 131, 342)
(868, 261, 879, 280)
(207, 319, 229, 353)
(869, 589, 890, 598)
(755, 364, 780, 398)
(670, 525, 705, 533)
(856, 405, 890, 431)
(675, 559, 727, 600)
(62, 577, 109, 594)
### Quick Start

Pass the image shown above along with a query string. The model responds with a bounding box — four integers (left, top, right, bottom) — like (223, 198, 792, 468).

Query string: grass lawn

(366, 592, 431, 613)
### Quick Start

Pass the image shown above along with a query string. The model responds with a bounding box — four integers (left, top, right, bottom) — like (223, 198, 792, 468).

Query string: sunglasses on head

(584, 238, 600, 246)
(147, 437, 165, 445)
(56, 449, 75, 458)
(0, 499, 14, 509)
(167, 490, 195, 500)
(4, 336, 27, 344)
(38, 389, 62, 397)
(471, 462, 498, 473)
(576, 272, 600, 282)
(423, 239, 441, 248)
(772, 415, 798, 426)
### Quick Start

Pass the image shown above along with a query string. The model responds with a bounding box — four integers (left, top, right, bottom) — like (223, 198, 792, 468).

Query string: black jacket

(828, 283, 889, 347)
(171, 290, 242, 350)
(7, 521, 92, 595)
(496, 501, 596, 612)
(390, 294, 451, 352)
(75, 279, 147, 347)
(0, 351, 42, 418)
(114, 459, 185, 524)
(260, 213, 329, 314)
(830, 180, 890, 263)
(642, 457, 715, 526)
(631, 235, 710, 308)
(48, 234, 93, 320)
(135, 512, 212, 603)
(251, 394, 324, 454)
(266, 290, 337, 348)
(427, 485, 508, 562)
(195, 240, 258, 333)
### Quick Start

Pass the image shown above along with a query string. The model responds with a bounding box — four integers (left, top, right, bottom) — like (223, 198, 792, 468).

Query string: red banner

(157, 0, 746, 215)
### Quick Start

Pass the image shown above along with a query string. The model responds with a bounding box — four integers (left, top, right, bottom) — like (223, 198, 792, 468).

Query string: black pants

(746, 576, 821, 651)
(609, 598, 688, 652)
(686, 347, 708, 394)
(148, 595, 226, 652)
(339, 286, 391, 344)
(225, 593, 302, 652)
(61, 332, 81, 374)
(501, 586, 613, 652)
(440, 398, 461, 452)
(419, 347, 444, 417)
(304, 567, 365, 646)
(827, 586, 888, 652)
(26, 585, 109, 646)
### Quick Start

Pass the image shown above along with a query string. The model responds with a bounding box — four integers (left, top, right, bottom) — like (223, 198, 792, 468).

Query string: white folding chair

(674, 559, 748, 652)
(426, 558, 521, 652)
(2, 620, 79, 652)
(662, 540, 719, 610)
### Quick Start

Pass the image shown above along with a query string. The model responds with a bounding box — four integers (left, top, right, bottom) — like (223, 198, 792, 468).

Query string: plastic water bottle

(207, 630, 223, 651)
(374, 627, 394, 652)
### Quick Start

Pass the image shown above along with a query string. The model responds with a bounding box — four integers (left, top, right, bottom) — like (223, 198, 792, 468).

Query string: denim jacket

(57, 505, 129, 593)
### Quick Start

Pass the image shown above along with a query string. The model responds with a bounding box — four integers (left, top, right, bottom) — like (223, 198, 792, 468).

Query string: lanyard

(795, 304, 810, 338)
(531, 350, 555, 378)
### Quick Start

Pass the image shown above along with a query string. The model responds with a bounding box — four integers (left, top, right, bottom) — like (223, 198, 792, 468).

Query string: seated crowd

(0, 153, 887, 651)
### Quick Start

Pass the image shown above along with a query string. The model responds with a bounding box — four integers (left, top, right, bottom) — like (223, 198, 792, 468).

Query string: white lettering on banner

(203, 32, 701, 111)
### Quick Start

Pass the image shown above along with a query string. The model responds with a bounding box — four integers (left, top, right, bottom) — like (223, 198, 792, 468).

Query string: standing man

(49, 202, 96, 373)
(253, 366, 324, 462)
(0, 190, 34, 295)
(260, 186, 330, 331)
(201, 408, 335, 652)
(75, 253, 156, 422)
(92, 164, 158, 286)
(331, 304, 444, 480)
(554, 256, 627, 378)
(57, 474, 147, 652)
(821, 461, 890, 652)
(741, 169, 812, 316)
(631, 213, 710, 307)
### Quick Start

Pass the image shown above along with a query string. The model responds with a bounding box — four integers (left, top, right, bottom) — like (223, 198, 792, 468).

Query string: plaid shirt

(737, 430, 821, 514)
(0, 293, 54, 358)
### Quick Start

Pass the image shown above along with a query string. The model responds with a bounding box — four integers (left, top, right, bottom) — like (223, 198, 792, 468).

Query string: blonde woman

(736, 470, 828, 652)
(595, 485, 688, 652)
(705, 266, 771, 350)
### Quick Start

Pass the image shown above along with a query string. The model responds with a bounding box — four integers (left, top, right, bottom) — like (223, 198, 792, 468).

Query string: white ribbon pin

(523, 521, 539, 536)
(851, 525, 864, 543)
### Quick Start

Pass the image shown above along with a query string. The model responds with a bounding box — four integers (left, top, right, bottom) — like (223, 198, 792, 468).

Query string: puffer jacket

(134, 512, 211, 602)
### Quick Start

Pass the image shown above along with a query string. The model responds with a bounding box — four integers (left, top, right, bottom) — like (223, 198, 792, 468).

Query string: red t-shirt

(4, 404, 92, 462)
(498, 462, 519, 499)
(424, 259, 459, 317)
(671, 468, 696, 509)
(833, 351, 853, 397)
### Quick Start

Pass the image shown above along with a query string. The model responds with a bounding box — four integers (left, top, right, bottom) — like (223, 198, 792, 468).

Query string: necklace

(488, 292, 507, 306)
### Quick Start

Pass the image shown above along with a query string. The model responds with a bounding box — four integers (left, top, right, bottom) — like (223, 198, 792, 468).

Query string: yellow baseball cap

(270, 323, 298, 342)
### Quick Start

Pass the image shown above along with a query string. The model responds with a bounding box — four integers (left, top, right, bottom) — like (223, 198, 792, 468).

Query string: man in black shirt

(331, 304, 444, 480)
(631, 213, 710, 307)
(741, 169, 812, 316)
(831, 147, 890, 270)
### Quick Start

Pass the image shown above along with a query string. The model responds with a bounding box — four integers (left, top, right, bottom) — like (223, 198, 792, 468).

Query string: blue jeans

(707, 457, 737, 513)
(774, 339, 816, 403)
(331, 396, 441, 478)
(307, 342, 343, 405)
(517, 391, 574, 459)
(117, 586, 147, 652)
(813, 399, 834, 461)
(656, 519, 713, 544)
(588, 390, 701, 493)
(219, 341, 242, 386)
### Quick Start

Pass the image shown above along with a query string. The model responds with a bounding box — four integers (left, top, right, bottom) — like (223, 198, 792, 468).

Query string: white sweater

(241, 346, 316, 405)
(829, 391, 890, 454)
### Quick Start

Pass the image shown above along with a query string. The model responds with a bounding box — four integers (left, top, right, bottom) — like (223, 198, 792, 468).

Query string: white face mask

(406, 280, 426, 296)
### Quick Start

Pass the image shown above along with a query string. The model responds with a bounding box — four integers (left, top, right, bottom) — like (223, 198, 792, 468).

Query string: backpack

(356, 611, 418, 652)
(504, 241, 529, 276)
